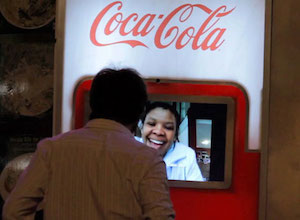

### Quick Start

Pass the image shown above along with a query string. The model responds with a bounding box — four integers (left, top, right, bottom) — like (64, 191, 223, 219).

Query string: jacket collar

(85, 118, 134, 137)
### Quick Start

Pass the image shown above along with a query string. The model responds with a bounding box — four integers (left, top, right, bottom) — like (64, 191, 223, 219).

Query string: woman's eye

(165, 126, 174, 131)
(146, 122, 155, 126)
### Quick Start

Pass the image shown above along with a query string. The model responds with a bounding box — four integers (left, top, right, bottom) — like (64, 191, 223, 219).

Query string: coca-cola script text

(90, 1, 235, 50)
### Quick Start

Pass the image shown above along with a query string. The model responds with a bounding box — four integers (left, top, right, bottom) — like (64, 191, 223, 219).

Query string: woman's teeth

(149, 139, 164, 145)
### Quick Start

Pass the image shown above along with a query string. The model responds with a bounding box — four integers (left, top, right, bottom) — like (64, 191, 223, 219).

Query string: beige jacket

(3, 119, 175, 220)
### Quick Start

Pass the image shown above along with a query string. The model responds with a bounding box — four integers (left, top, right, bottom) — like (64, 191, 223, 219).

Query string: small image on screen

(135, 101, 227, 182)
(196, 119, 212, 180)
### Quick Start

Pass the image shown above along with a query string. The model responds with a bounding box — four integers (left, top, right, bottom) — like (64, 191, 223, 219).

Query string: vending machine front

(73, 79, 260, 219)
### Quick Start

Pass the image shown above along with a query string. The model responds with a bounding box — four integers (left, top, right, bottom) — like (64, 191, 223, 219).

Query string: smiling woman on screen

(136, 102, 204, 181)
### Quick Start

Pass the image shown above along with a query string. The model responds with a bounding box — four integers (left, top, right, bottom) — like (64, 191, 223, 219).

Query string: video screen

(135, 100, 230, 184)
(79, 91, 234, 188)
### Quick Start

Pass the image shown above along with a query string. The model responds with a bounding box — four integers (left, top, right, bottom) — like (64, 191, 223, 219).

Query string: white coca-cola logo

(90, 1, 235, 50)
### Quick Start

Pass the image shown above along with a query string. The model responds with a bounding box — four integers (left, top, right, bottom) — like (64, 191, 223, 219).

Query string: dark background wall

(0, 2, 55, 168)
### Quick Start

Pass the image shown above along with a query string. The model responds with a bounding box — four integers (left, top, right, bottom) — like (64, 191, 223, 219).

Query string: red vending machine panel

(74, 79, 260, 220)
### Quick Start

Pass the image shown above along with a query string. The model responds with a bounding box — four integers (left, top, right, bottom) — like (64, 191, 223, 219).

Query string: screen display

(135, 100, 229, 183)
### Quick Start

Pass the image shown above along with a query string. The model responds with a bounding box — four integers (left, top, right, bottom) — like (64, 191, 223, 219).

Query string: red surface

(74, 80, 260, 220)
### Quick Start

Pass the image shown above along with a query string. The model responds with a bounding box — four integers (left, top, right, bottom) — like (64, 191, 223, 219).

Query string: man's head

(89, 68, 148, 128)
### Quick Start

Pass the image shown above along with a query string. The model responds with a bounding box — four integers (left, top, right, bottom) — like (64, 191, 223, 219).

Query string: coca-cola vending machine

(54, 0, 267, 219)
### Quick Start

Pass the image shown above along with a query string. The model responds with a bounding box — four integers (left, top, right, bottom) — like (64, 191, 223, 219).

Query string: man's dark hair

(141, 102, 180, 141)
(89, 68, 148, 125)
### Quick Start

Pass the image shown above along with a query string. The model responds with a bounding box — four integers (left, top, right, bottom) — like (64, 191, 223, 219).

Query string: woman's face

(141, 107, 176, 156)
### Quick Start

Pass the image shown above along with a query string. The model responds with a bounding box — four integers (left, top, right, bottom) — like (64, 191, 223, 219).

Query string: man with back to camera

(2, 68, 175, 220)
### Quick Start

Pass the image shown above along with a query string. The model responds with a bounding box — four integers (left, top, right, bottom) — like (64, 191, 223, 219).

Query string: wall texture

(267, 0, 300, 219)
